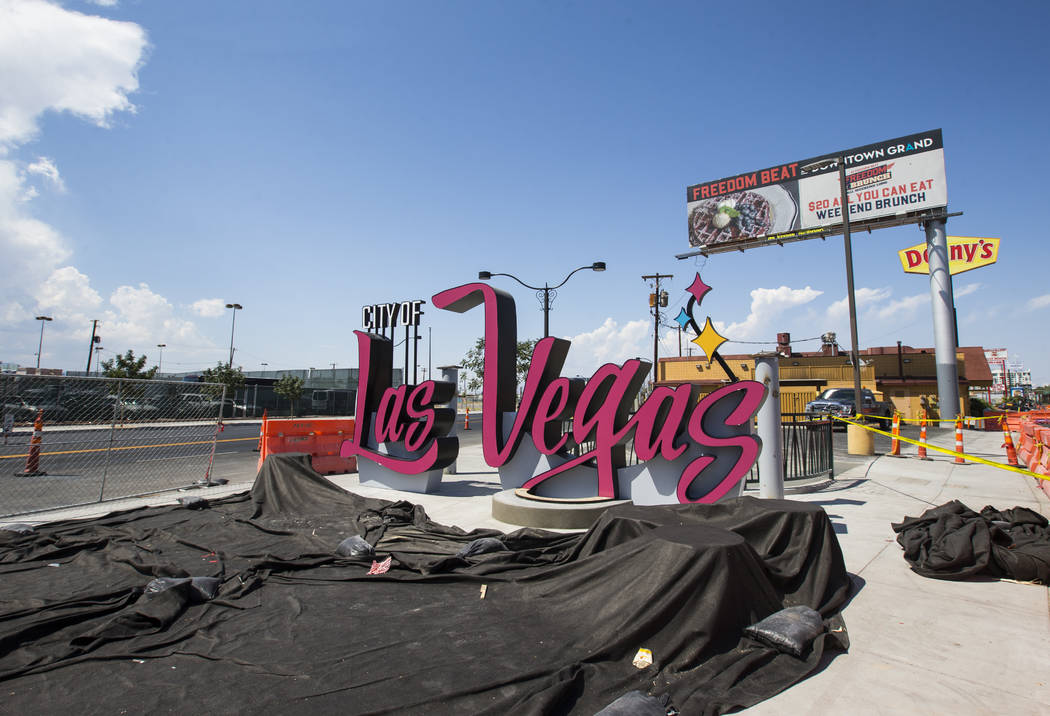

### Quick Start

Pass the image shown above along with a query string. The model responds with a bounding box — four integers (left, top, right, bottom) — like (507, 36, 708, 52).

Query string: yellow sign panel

(898, 236, 999, 275)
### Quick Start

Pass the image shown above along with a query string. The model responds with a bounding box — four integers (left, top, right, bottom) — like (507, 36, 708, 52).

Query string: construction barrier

(258, 418, 358, 475)
(253, 409, 267, 452)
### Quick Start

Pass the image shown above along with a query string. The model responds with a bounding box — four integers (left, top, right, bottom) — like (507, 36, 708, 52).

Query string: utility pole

(642, 273, 673, 384)
(86, 319, 99, 373)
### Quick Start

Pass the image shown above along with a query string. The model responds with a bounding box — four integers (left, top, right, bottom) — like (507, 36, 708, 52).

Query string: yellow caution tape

(892, 414, 1003, 424)
(832, 415, 1049, 482)
(0, 436, 257, 460)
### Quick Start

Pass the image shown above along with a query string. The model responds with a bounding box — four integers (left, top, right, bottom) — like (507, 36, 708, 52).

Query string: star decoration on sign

(692, 318, 728, 361)
(686, 274, 712, 304)
(679, 273, 727, 365)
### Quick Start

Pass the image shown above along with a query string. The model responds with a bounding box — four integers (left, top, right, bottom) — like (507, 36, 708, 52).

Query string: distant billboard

(986, 348, 1008, 363)
(686, 129, 947, 253)
(898, 236, 999, 275)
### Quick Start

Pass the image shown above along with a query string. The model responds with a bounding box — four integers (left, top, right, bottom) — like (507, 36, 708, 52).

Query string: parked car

(805, 388, 894, 428)
(1, 396, 71, 424)
(113, 399, 161, 421)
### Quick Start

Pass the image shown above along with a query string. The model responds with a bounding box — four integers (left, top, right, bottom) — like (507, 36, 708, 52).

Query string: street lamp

(225, 303, 242, 368)
(34, 316, 52, 371)
(800, 156, 864, 416)
(477, 262, 605, 338)
(156, 343, 166, 373)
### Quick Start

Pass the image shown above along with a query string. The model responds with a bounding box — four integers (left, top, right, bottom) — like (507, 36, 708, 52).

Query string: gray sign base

(491, 489, 631, 530)
(356, 437, 444, 494)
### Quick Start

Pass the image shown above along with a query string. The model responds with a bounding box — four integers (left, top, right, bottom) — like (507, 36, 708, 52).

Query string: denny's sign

(898, 235, 999, 275)
(339, 279, 767, 505)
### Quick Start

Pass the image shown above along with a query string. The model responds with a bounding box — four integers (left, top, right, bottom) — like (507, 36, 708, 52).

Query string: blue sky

(2, 0, 1048, 385)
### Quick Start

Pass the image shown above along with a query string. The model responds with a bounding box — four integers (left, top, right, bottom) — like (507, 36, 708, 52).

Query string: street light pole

(478, 262, 606, 338)
(86, 319, 99, 373)
(157, 343, 166, 373)
(836, 157, 864, 416)
(94, 346, 104, 376)
(801, 157, 863, 416)
(225, 303, 242, 368)
(34, 316, 52, 371)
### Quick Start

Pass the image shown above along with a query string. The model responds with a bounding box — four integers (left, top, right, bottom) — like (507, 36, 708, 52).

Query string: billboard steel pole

(837, 158, 864, 416)
(925, 217, 959, 417)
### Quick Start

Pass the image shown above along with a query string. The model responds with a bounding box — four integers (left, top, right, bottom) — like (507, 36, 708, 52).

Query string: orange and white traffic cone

(918, 411, 931, 460)
(1002, 428, 1019, 467)
(954, 416, 966, 465)
(464, 406, 471, 430)
(17, 409, 46, 477)
(889, 412, 902, 457)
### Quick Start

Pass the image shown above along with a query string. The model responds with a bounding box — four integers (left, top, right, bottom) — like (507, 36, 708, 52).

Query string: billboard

(986, 348, 1008, 363)
(687, 129, 947, 253)
(898, 236, 999, 275)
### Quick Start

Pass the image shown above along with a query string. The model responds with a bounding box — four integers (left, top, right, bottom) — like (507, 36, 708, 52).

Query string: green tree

(1034, 385, 1050, 406)
(461, 337, 538, 394)
(273, 375, 304, 416)
(199, 362, 246, 400)
(101, 350, 158, 380)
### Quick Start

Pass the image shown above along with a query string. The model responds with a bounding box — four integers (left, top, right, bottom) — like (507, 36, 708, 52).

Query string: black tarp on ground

(892, 500, 1050, 582)
(0, 454, 851, 715)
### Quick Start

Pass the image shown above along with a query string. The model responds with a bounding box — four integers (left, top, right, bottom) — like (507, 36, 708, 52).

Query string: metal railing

(1, 374, 226, 517)
(747, 413, 834, 484)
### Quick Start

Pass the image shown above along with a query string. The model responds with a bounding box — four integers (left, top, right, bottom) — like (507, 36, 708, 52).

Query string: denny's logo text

(898, 236, 999, 276)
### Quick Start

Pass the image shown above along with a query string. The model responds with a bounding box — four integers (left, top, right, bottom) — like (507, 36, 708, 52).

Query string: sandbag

(744, 605, 824, 657)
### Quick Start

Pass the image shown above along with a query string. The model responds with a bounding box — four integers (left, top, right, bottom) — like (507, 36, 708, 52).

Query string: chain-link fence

(1, 374, 227, 517)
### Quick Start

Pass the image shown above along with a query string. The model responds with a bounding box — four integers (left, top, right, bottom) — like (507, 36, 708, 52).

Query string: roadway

(0, 416, 481, 518)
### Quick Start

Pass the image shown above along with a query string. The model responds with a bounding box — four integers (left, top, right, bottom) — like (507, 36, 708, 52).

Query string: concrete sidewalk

(10, 428, 1050, 714)
(743, 428, 1050, 715)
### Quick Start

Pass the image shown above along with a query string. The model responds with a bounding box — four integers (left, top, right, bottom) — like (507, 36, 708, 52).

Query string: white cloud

(191, 298, 227, 318)
(26, 156, 64, 191)
(873, 293, 929, 321)
(827, 286, 892, 320)
(0, 159, 73, 311)
(719, 286, 823, 341)
(88, 0, 118, 6)
(1027, 294, 1050, 311)
(35, 265, 103, 313)
(100, 283, 210, 351)
(558, 317, 650, 376)
(0, 0, 147, 148)
(0, 0, 150, 365)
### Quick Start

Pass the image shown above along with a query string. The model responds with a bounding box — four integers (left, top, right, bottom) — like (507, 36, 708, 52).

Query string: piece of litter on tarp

(47, 563, 60, 568)
(336, 535, 375, 559)
(632, 648, 653, 669)
(132, 659, 145, 664)
(479, 584, 487, 599)
(367, 556, 392, 575)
